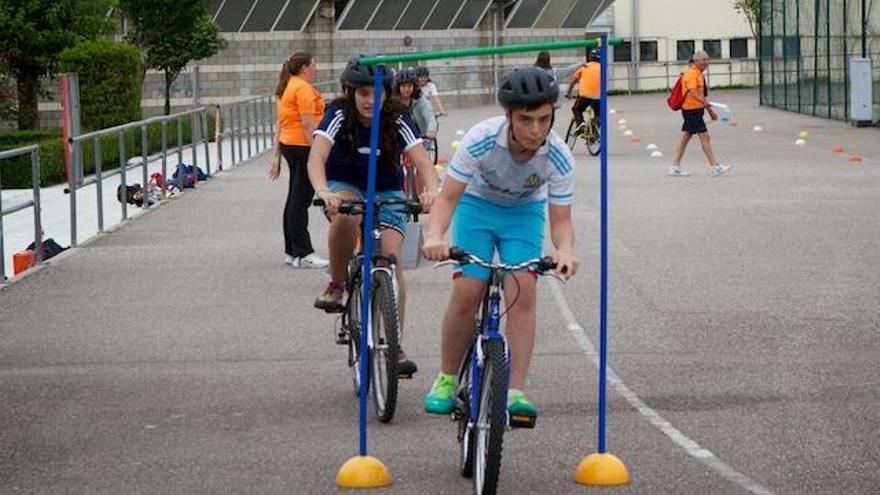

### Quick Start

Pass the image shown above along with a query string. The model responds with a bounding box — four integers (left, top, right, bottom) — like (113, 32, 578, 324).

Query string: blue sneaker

(424, 373, 456, 415)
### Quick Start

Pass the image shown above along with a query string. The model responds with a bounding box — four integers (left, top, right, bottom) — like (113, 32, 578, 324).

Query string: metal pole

(797, 0, 802, 113)
(771, 0, 776, 107)
(844, 0, 849, 120)
(826, 0, 832, 119)
(255, 99, 263, 153)
(161, 120, 168, 200)
(94, 136, 104, 231)
(862, 0, 867, 57)
(177, 116, 184, 171)
(246, 102, 253, 159)
(215, 105, 223, 171)
(357, 64, 387, 457)
(69, 140, 78, 247)
(236, 104, 244, 163)
(191, 112, 198, 188)
(783, 0, 788, 108)
(598, 33, 610, 454)
(119, 131, 128, 220)
(141, 125, 149, 209)
(631, 0, 639, 92)
(31, 150, 43, 262)
(0, 165, 4, 280)
(814, 0, 820, 115)
(202, 109, 212, 176)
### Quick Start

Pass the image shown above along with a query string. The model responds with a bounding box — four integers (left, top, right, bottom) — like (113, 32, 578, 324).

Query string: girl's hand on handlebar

(317, 189, 342, 214)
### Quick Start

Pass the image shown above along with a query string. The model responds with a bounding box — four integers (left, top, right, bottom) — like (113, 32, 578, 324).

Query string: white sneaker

(667, 166, 690, 177)
(291, 253, 330, 269)
(285, 255, 296, 266)
(711, 164, 732, 177)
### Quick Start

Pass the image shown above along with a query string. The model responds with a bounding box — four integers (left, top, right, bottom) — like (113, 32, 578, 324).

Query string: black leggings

(280, 144, 315, 258)
(572, 97, 600, 126)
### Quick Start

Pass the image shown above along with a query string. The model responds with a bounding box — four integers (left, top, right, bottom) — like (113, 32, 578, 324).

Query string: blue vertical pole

(597, 34, 609, 455)
(358, 65, 385, 457)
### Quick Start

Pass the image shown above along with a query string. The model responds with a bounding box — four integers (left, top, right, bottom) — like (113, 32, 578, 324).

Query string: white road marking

(549, 281, 774, 495)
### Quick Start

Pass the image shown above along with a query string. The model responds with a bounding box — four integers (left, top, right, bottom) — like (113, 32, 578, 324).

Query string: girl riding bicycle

(394, 67, 438, 196)
(307, 58, 439, 376)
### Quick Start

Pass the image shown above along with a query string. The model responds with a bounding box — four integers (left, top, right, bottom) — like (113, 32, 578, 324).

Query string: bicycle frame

(468, 270, 508, 429)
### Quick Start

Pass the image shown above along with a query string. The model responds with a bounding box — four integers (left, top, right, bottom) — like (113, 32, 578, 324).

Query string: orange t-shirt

(572, 62, 600, 99)
(277, 76, 325, 146)
(681, 65, 706, 110)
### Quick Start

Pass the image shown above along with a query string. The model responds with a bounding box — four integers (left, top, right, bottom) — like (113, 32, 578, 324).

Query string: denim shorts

(451, 194, 546, 281)
(326, 180, 408, 236)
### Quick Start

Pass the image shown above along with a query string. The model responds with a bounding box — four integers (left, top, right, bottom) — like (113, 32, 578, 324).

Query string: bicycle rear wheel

(473, 339, 507, 495)
(347, 272, 364, 397)
(427, 138, 438, 164)
(586, 120, 601, 156)
(370, 270, 399, 423)
(564, 119, 578, 151)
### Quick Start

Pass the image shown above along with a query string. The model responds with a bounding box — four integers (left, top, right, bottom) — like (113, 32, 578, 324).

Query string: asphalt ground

(0, 89, 878, 494)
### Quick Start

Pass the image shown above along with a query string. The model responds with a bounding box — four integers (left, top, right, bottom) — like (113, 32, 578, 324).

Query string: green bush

(58, 40, 143, 132)
(0, 113, 216, 189)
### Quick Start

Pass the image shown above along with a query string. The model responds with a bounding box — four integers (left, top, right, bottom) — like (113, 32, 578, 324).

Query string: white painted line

(548, 281, 774, 495)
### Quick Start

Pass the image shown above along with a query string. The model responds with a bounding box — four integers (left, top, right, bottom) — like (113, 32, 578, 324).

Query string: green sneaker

(424, 373, 456, 415)
(508, 389, 539, 418)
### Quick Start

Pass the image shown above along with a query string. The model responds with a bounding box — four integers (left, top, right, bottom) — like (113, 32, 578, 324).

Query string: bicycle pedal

(335, 333, 350, 345)
(397, 373, 414, 380)
(509, 414, 537, 429)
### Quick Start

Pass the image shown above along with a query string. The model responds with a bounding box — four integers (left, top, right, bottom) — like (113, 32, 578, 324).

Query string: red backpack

(667, 75, 685, 111)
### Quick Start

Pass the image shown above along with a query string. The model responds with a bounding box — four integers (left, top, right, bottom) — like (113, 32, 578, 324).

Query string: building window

(730, 38, 749, 58)
(639, 41, 658, 62)
(677, 40, 695, 61)
(614, 41, 632, 62)
(703, 39, 722, 59)
(783, 36, 801, 58)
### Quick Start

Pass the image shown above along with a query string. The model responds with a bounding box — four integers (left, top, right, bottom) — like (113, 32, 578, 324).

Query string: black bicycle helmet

(588, 48, 601, 61)
(497, 67, 559, 109)
(340, 56, 394, 88)
(415, 66, 429, 77)
(395, 67, 419, 84)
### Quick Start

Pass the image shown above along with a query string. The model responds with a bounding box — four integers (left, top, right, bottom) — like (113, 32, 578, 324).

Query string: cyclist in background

(416, 66, 448, 117)
(565, 49, 601, 134)
(394, 67, 437, 142)
(307, 58, 439, 376)
(422, 67, 579, 422)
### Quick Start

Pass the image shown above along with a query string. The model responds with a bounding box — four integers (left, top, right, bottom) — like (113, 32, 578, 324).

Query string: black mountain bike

(314, 197, 421, 422)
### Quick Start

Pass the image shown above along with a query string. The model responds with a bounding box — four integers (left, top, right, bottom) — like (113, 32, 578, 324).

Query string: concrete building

(31, 0, 757, 127)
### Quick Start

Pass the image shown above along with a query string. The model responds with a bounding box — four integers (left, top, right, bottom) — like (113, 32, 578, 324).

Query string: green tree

(120, 0, 225, 114)
(59, 39, 142, 130)
(732, 0, 760, 39)
(0, 0, 114, 129)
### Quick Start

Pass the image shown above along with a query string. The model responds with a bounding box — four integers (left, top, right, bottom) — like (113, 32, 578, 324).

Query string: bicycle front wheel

(347, 275, 364, 397)
(586, 120, 601, 156)
(473, 339, 507, 495)
(564, 119, 578, 151)
(370, 270, 399, 423)
(457, 343, 475, 478)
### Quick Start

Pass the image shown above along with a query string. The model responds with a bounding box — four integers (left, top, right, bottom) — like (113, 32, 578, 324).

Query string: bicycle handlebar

(438, 246, 566, 282)
(313, 197, 422, 216)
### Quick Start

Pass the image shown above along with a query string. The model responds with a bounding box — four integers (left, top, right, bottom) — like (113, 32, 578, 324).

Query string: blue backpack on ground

(172, 164, 209, 188)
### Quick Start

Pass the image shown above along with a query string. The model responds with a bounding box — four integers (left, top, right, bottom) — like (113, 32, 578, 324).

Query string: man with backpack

(667, 51, 731, 177)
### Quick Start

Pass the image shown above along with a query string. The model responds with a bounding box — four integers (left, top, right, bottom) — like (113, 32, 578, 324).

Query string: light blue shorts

(327, 180, 408, 235)
(451, 194, 546, 281)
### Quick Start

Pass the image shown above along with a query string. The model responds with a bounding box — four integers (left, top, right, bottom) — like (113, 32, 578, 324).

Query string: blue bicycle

(435, 247, 564, 495)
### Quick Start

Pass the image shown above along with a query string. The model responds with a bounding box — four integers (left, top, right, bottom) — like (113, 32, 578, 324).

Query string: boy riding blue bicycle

(423, 67, 579, 422)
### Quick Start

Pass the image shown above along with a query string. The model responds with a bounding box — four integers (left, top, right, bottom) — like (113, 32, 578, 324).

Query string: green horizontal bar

(358, 37, 624, 65)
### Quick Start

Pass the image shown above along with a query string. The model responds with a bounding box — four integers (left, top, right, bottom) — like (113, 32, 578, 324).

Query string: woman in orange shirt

(269, 51, 329, 268)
